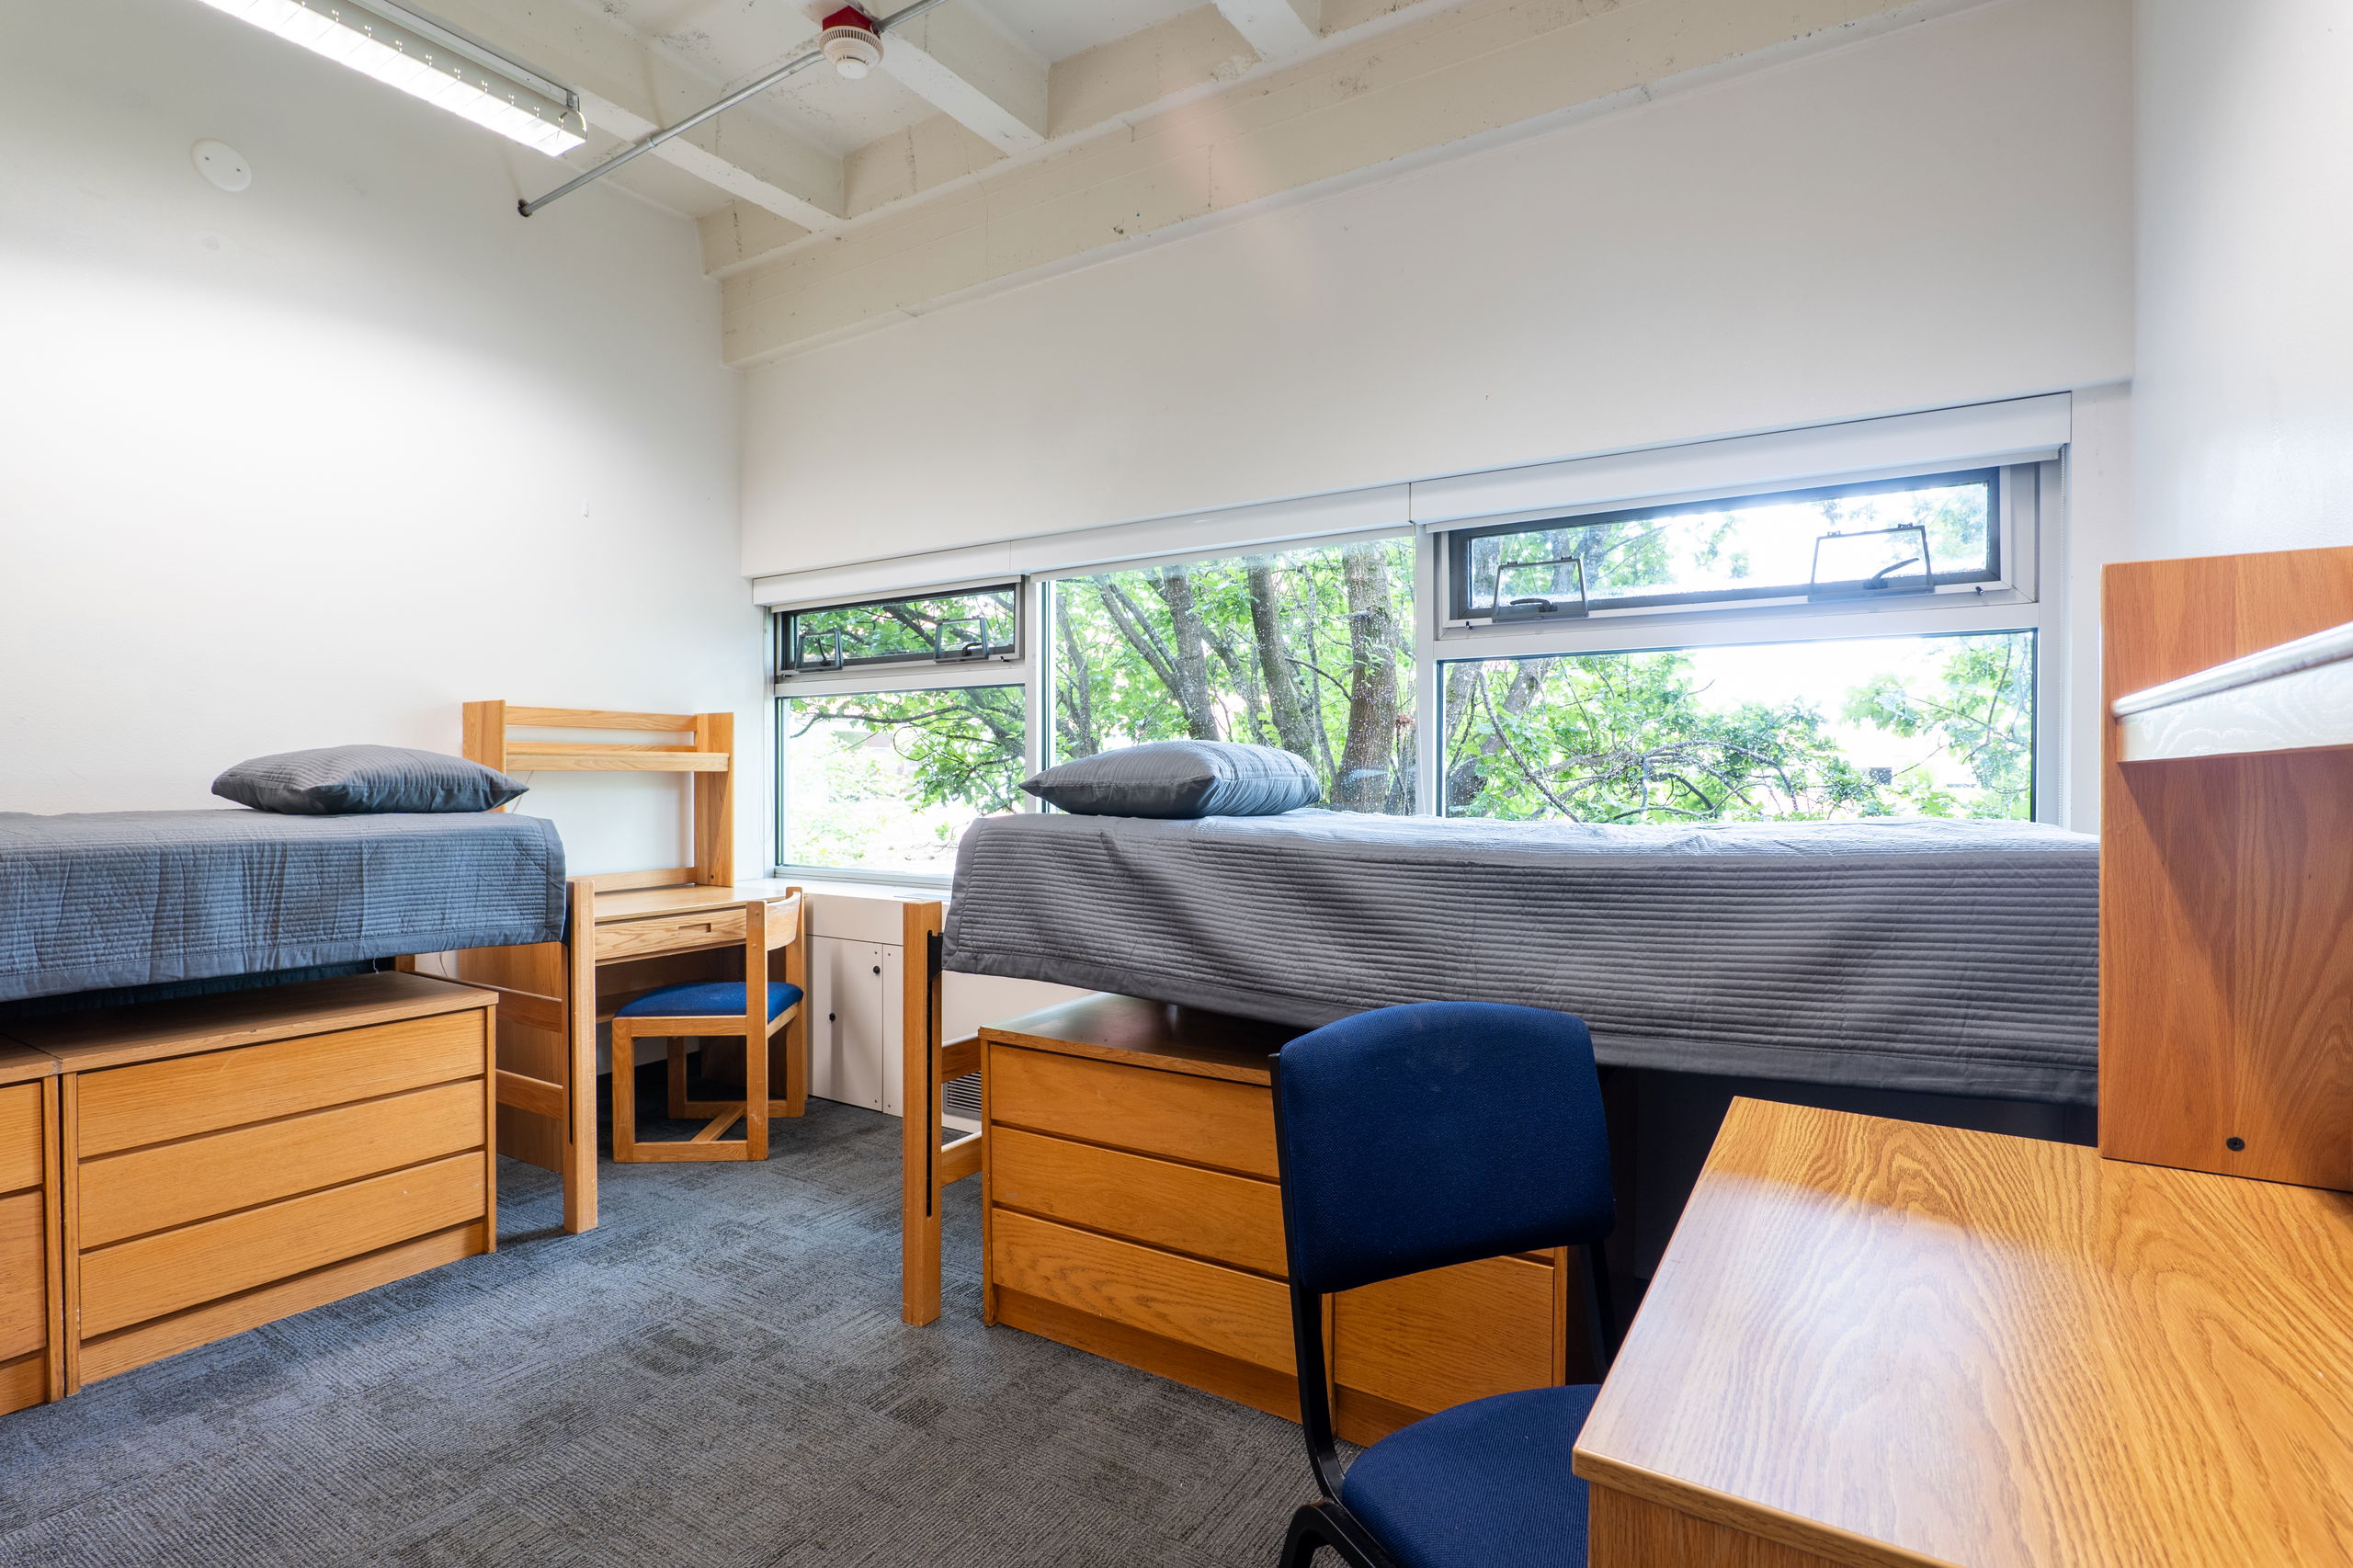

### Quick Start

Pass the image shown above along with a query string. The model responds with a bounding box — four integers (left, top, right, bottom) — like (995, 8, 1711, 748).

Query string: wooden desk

(980, 993, 1576, 1445)
(1575, 1097, 2353, 1568)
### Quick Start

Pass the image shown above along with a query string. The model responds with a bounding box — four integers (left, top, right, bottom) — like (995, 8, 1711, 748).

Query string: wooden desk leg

(563, 881, 598, 1234)
(1586, 1487, 1845, 1568)
(901, 901, 944, 1325)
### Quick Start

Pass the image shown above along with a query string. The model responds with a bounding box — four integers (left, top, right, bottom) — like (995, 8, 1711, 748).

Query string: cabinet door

(808, 937, 892, 1111)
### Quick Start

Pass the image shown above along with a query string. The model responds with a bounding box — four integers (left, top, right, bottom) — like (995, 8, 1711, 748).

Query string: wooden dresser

(1576, 1097, 2353, 1567)
(5, 971, 498, 1392)
(980, 994, 1574, 1445)
(0, 1044, 63, 1416)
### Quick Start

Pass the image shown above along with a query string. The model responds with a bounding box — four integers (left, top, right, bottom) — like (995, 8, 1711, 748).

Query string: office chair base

(1278, 1502, 1397, 1568)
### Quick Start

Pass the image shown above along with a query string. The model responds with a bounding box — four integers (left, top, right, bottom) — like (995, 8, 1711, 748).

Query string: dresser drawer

(75, 1012, 484, 1157)
(991, 1209, 1292, 1372)
(0, 1190, 46, 1364)
(0, 1084, 40, 1196)
(78, 1080, 485, 1249)
(989, 1045, 1278, 1178)
(80, 1152, 484, 1338)
(597, 906, 747, 961)
(1336, 1252, 1558, 1417)
(992, 1126, 1288, 1277)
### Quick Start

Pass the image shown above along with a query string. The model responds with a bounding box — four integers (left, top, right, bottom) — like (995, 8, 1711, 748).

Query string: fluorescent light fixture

(189, 0, 587, 156)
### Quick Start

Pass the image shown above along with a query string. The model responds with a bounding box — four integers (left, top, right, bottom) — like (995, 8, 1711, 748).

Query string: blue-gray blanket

(945, 812, 2099, 1105)
(0, 809, 566, 1004)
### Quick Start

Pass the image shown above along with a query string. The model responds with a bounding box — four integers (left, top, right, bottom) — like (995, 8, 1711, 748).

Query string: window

(777, 683, 1024, 878)
(768, 439, 2058, 874)
(1048, 536, 1416, 812)
(1449, 469, 2001, 622)
(1441, 631, 2035, 823)
(780, 585, 1017, 673)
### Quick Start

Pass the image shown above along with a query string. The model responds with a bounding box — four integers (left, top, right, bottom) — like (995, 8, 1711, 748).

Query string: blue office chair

(1270, 1001, 1617, 1568)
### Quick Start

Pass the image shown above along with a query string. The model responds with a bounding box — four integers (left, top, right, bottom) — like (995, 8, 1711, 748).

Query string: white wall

(0, 0, 754, 876)
(742, 0, 2132, 574)
(2131, 0, 2353, 562)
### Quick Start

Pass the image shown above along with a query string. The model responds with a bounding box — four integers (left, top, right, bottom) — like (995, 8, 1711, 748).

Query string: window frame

(1442, 466, 2009, 623)
(767, 453, 2068, 875)
(773, 582, 1023, 678)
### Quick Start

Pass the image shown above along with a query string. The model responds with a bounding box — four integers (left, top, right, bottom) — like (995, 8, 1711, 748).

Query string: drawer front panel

(0, 1189, 48, 1363)
(991, 1209, 1291, 1371)
(597, 907, 747, 961)
(77, 1013, 483, 1158)
(992, 1127, 1287, 1277)
(1335, 1253, 1558, 1416)
(0, 1083, 41, 1196)
(78, 1080, 486, 1248)
(0, 1352, 43, 1418)
(989, 1046, 1277, 1178)
(80, 1152, 484, 1337)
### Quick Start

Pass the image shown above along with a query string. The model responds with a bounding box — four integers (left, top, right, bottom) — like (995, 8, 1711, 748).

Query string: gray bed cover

(0, 809, 566, 1004)
(945, 811, 2098, 1105)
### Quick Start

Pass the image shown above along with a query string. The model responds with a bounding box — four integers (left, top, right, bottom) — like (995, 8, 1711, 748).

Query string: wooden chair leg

(746, 1024, 770, 1162)
(610, 1027, 640, 1164)
(667, 1040, 688, 1119)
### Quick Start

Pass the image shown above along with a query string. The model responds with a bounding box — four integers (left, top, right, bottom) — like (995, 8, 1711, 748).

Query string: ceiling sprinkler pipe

(517, 0, 952, 217)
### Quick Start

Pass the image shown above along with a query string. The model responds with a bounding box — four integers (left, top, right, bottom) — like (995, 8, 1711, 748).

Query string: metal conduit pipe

(517, 0, 958, 218)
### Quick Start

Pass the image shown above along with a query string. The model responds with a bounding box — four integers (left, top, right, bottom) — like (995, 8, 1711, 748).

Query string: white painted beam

(1213, 0, 1323, 60)
(425, 0, 845, 228)
(882, 4, 1048, 153)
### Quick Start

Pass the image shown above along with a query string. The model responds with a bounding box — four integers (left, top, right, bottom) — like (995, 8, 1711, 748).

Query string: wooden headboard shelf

(463, 699, 734, 888)
(2100, 546, 2353, 1191)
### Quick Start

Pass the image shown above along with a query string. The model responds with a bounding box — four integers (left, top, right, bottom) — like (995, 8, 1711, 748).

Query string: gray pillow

(1021, 740, 1321, 819)
(212, 745, 528, 815)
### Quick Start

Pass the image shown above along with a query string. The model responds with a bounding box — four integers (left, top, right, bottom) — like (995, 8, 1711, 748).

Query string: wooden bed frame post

(900, 901, 983, 1325)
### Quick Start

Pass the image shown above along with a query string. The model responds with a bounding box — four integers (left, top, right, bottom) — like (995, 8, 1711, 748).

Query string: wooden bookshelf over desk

(2100, 545, 2353, 1189)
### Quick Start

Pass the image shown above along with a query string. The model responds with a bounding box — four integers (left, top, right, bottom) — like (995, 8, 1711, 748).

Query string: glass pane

(789, 586, 1017, 669)
(1051, 538, 1416, 812)
(1442, 631, 2034, 823)
(1460, 472, 1995, 614)
(779, 685, 1023, 874)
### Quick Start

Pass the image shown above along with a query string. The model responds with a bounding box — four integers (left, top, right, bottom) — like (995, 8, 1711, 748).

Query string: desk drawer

(75, 1012, 484, 1158)
(0, 1084, 40, 1196)
(79, 1152, 484, 1337)
(992, 1127, 1287, 1277)
(78, 1080, 485, 1249)
(597, 907, 747, 961)
(991, 1209, 1291, 1371)
(0, 1190, 45, 1363)
(990, 1046, 1277, 1178)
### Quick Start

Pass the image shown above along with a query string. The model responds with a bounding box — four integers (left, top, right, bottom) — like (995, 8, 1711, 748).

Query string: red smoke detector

(819, 7, 882, 79)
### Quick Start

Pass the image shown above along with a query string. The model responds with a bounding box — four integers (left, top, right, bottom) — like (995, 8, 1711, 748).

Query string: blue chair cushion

(614, 982, 804, 1020)
(1339, 1383, 1598, 1568)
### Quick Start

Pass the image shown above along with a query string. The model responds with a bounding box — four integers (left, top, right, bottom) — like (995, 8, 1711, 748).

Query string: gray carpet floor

(0, 1084, 1311, 1568)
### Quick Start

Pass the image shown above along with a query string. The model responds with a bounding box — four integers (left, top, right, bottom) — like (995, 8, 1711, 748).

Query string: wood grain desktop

(1576, 1097, 2353, 1568)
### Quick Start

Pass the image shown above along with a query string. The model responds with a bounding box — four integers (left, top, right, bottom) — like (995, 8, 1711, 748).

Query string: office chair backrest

(1272, 1002, 1613, 1296)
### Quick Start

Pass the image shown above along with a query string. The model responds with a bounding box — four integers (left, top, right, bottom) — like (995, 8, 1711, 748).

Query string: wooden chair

(609, 892, 807, 1162)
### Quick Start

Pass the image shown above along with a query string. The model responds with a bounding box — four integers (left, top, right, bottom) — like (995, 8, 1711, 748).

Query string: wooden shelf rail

(2112, 617, 2353, 763)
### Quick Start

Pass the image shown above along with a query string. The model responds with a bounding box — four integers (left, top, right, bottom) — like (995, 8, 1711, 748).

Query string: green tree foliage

(1844, 635, 2035, 818)
(1053, 539, 1417, 812)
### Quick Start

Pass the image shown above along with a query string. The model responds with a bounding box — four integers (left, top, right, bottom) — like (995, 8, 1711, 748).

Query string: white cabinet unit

(806, 936, 902, 1114)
